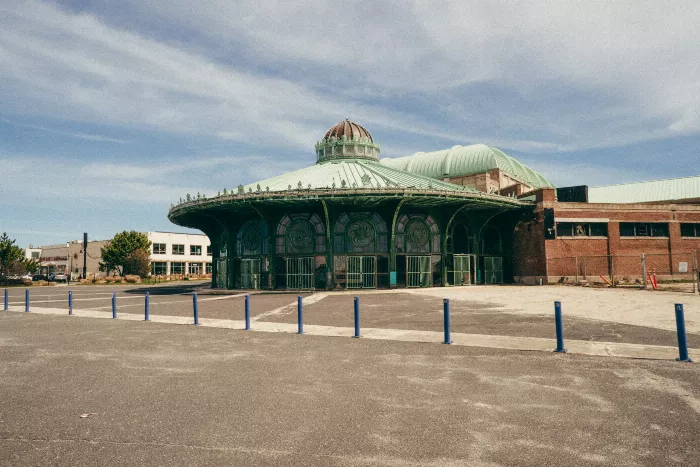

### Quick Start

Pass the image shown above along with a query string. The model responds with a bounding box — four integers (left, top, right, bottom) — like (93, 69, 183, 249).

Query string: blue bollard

(112, 292, 117, 319)
(193, 293, 199, 325)
(25, 289, 29, 313)
(3, 289, 7, 311)
(554, 301, 566, 353)
(68, 290, 73, 315)
(353, 296, 360, 338)
(443, 298, 452, 344)
(675, 304, 692, 362)
(297, 295, 303, 334)
(244, 294, 250, 330)
(145, 292, 150, 321)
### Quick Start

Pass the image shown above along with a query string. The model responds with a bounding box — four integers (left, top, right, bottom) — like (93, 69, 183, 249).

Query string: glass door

(286, 257, 314, 290)
(407, 255, 431, 287)
(347, 256, 376, 289)
(240, 258, 261, 289)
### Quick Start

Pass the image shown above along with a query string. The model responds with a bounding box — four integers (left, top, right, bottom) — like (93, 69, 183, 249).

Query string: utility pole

(82, 232, 88, 279)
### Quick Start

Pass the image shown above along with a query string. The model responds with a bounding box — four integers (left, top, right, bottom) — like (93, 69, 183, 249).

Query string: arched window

(276, 213, 326, 255)
(395, 214, 440, 253)
(481, 226, 502, 255)
(450, 223, 473, 254)
(236, 219, 269, 256)
(333, 212, 388, 254)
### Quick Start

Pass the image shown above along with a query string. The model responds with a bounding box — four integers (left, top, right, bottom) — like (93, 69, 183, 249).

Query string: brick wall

(511, 212, 547, 285)
(523, 200, 700, 283)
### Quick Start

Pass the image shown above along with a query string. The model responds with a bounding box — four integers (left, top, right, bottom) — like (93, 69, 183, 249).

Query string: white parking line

(90, 293, 246, 310)
(251, 293, 327, 322)
(8, 295, 146, 306)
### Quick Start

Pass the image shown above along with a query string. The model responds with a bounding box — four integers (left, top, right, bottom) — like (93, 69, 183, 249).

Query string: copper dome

(323, 119, 374, 142)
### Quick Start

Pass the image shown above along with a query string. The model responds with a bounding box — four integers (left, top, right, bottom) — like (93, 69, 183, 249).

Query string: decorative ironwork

(242, 223, 262, 252)
(286, 220, 314, 252)
(406, 219, 429, 250)
(347, 219, 375, 249)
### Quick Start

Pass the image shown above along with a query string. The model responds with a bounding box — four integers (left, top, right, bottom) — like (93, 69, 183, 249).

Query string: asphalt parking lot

(2, 313, 700, 466)
(6, 284, 698, 348)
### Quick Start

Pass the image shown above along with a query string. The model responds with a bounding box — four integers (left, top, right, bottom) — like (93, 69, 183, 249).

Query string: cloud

(1, 0, 697, 157)
(0, 1, 440, 153)
(1, 119, 129, 143)
(92, 0, 700, 150)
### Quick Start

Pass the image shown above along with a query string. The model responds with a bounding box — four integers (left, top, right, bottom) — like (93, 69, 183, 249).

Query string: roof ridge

(360, 160, 479, 192)
(591, 174, 700, 189)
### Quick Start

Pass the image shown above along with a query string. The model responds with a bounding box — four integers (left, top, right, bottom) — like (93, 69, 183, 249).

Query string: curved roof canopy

(169, 124, 533, 226)
(233, 158, 474, 193)
(381, 144, 554, 189)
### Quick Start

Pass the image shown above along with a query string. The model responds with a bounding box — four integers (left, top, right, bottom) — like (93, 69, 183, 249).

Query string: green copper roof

(588, 175, 700, 204)
(237, 159, 478, 193)
(380, 144, 554, 189)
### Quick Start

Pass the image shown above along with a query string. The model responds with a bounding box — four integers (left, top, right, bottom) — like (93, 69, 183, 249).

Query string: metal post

(145, 292, 150, 321)
(554, 301, 566, 352)
(193, 293, 199, 325)
(25, 289, 29, 313)
(82, 232, 88, 280)
(297, 295, 303, 334)
(693, 250, 698, 295)
(443, 298, 452, 344)
(641, 254, 647, 289)
(610, 255, 615, 287)
(353, 296, 360, 338)
(112, 292, 116, 319)
(575, 256, 579, 285)
(675, 304, 692, 362)
(3, 289, 7, 311)
(68, 290, 73, 315)
(244, 294, 250, 330)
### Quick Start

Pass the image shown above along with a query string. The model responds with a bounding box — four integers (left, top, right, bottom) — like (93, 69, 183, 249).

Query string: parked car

(33, 274, 48, 281)
(21, 273, 33, 280)
(49, 273, 67, 282)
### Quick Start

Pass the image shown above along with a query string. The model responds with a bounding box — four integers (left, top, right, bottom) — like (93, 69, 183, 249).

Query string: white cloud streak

(1, 119, 129, 143)
(0, 0, 697, 156)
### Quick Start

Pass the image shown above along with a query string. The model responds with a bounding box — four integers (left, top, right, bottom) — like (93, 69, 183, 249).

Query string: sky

(1, 0, 699, 248)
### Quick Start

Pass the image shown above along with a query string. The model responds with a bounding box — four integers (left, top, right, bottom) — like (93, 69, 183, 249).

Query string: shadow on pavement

(122, 282, 211, 296)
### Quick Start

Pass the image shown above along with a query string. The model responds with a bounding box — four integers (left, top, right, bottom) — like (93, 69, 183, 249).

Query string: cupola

(315, 119, 380, 163)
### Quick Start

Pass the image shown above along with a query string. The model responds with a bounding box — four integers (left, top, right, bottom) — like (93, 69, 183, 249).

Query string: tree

(123, 249, 150, 278)
(24, 258, 40, 274)
(0, 232, 27, 279)
(101, 231, 151, 277)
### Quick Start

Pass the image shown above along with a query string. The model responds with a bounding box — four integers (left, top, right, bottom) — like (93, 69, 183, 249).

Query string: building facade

(147, 231, 212, 277)
(28, 232, 212, 279)
(168, 120, 551, 290)
(515, 184, 700, 285)
(169, 120, 700, 291)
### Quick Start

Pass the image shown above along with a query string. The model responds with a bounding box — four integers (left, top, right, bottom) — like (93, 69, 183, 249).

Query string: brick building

(514, 180, 700, 285)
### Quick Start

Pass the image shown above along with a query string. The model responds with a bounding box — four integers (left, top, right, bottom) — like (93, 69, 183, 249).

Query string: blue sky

(1, 0, 699, 248)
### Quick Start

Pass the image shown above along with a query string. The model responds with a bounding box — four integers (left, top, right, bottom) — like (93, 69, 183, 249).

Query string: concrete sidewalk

(3, 305, 694, 361)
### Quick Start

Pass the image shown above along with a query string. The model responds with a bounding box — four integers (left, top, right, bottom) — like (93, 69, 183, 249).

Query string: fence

(547, 250, 699, 293)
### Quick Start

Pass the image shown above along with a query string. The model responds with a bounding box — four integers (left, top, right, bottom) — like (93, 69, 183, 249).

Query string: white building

(25, 232, 212, 278)
(25, 247, 42, 261)
(147, 231, 212, 276)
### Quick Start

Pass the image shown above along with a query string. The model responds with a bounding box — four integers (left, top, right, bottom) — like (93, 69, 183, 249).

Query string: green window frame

(680, 223, 700, 237)
(620, 222, 669, 237)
